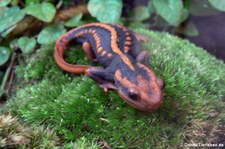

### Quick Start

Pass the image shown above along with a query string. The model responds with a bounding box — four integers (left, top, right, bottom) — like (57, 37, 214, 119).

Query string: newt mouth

(118, 90, 163, 112)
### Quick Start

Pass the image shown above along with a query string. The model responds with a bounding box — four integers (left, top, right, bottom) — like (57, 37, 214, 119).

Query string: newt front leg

(85, 67, 117, 92)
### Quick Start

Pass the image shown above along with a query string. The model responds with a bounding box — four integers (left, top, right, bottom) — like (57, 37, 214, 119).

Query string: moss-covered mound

(1, 29, 225, 148)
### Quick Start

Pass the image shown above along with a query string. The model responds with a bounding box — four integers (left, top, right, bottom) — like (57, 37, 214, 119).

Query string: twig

(5, 67, 15, 97)
(0, 52, 17, 99)
(56, 4, 88, 21)
(98, 141, 111, 149)
(0, 24, 17, 36)
(56, 0, 63, 9)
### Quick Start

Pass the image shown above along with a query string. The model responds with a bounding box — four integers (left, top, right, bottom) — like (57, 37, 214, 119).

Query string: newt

(54, 23, 164, 112)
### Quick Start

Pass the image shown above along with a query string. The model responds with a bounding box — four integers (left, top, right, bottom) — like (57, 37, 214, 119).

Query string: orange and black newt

(54, 23, 164, 112)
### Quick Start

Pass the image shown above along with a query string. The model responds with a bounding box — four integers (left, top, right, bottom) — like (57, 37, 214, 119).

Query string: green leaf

(10, 38, 18, 50)
(18, 36, 36, 54)
(0, 0, 11, 7)
(180, 8, 189, 23)
(131, 6, 150, 21)
(154, 15, 170, 28)
(153, 0, 183, 26)
(189, 0, 221, 16)
(65, 13, 83, 27)
(177, 22, 199, 36)
(88, 0, 122, 23)
(183, 22, 199, 36)
(0, 46, 11, 65)
(24, 2, 56, 22)
(129, 22, 150, 29)
(37, 24, 66, 44)
(147, 0, 156, 16)
(25, 0, 40, 6)
(208, 0, 225, 11)
(0, 7, 25, 37)
(11, 0, 19, 6)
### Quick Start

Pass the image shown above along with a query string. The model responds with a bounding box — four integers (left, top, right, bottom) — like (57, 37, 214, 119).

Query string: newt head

(114, 63, 164, 112)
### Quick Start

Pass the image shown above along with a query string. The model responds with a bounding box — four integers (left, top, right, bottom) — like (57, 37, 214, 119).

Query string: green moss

(2, 29, 225, 148)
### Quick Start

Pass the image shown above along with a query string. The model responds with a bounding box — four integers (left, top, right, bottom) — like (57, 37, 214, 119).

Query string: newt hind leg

(134, 33, 149, 42)
(83, 42, 98, 62)
(136, 50, 151, 67)
(132, 33, 151, 67)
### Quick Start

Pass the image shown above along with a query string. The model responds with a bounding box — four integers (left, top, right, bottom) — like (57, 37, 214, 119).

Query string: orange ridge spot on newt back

(101, 50, 107, 56)
(97, 47, 103, 53)
(125, 41, 132, 46)
(124, 46, 130, 53)
(126, 36, 132, 41)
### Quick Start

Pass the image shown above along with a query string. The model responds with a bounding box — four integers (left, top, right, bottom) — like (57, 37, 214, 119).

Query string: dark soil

(184, 13, 225, 62)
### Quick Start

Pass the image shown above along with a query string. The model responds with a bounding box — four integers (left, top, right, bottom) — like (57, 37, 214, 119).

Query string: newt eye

(128, 88, 140, 100)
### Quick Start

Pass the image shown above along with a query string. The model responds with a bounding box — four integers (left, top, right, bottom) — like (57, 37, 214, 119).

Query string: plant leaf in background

(208, 0, 225, 11)
(177, 22, 199, 36)
(131, 6, 150, 21)
(183, 22, 199, 36)
(153, 0, 183, 26)
(37, 24, 66, 44)
(9, 38, 18, 50)
(147, 0, 156, 16)
(0, 6, 25, 37)
(189, 0, 221, 16)
(0, 46, 11, 66)
(180, 8, 189, 23)
(154, 15, 170, 28)
(0, 0, 11, 7)
(25, 0, 40, 6)
(18, 36, 36, 54)
(88, 0, 122, 23)
(65, 13, 83, 27)
(129, 22, 150, 29)
(24, 2, 56, 22)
